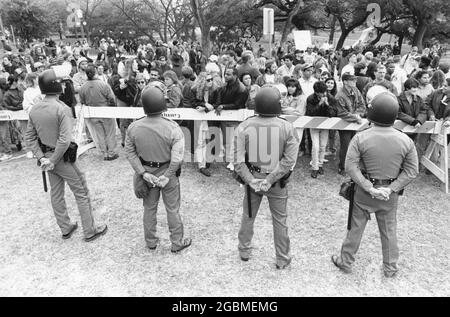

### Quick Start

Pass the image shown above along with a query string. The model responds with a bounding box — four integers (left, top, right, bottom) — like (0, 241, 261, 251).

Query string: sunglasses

(206, 78, 213, 82)
(137, 81, 146, 84)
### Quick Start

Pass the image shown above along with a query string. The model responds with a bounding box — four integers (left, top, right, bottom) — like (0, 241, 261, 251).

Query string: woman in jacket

(306, 81, 338, 178)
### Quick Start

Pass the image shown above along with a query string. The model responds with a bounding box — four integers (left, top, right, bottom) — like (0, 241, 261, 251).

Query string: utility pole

(0, 13, 5, 36)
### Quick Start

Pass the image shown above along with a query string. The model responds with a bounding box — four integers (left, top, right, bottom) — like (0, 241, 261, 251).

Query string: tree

(2, 0, 51, 43)
(190, 0, 244, 55)
(403, 0, 450, 50)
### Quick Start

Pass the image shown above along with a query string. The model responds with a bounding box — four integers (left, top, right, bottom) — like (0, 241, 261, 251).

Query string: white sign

(263, 8, 274, 35)
(292, 30, 312, 51)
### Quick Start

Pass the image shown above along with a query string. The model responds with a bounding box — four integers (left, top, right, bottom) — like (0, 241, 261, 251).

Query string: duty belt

(40, 144, 55, 153)
(139, 157, 170, 168)
(368, 178, 396, 186)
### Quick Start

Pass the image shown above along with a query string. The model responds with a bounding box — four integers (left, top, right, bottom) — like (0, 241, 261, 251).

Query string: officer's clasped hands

(368, 187, 391, 201)
(40, 158, 55, 172)
(143, 172, 169, 188)
(249, 179, 272, 192)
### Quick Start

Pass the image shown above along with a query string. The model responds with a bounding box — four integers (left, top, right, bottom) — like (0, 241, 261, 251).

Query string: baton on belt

(246, 184, 252, 218)
(42, 171, 48, 192)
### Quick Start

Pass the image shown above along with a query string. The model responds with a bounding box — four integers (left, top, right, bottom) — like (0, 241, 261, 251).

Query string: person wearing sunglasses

(133, 73, 147, 108)
(191, 72, 221, 176)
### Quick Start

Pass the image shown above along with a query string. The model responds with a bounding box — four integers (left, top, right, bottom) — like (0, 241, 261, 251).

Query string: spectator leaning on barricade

(306, 81, 338, 178)
(191, 72, 221, 177)
(79, 65, 119, 161)
(335, 73, 366, 175)
(425, 78, 450, 125)
(214, 67, 249, 168)
(397, 78, 428, 142)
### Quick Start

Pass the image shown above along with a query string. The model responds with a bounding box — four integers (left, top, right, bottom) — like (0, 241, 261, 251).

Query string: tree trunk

(413, 20, 427, 51)
(397, 34, 404, 52)
(336, 30, 349, 50)
(201, 27, 211, 56)
(328, 15, 337, 44)
(280, 0, 303, 48)
(369, 29, 383, 46)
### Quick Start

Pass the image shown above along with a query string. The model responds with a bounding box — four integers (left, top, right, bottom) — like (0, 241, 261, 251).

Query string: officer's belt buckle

(250, 164, 271, 174)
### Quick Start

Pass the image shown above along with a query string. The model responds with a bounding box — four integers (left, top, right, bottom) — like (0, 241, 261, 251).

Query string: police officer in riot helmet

(233, 86, 299, 269)
(25, 67, 108, 242)
(331, 92, 419, 278)
(125, 85, 192, 252)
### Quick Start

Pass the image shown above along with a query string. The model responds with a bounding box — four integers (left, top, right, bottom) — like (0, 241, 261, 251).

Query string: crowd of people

(1, 36, 450, 179)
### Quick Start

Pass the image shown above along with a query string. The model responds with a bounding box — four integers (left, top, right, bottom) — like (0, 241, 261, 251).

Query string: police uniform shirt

(234, 116, 299, 185)
(345, 126, 419, 193)
(125, 116, 184, 178)
(25, 98, 73, 164)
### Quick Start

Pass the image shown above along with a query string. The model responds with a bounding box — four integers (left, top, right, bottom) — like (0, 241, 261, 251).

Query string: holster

(133, 173, 150, 199)
(279, 171, 292, 188)
(63, 142, 78, 163)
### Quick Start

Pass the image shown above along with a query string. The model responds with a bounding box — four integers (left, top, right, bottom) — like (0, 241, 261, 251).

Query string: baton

(246, 184, 252, 218)
(42, 171, 48, 192)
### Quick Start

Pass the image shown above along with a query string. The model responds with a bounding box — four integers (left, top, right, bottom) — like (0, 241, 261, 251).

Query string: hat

(209, 55, 218, 62)
(77, 57, 88, 68)
(342, 73, 356, 81)
(34, 62, 44, 68)
(301, 63, 314, 71)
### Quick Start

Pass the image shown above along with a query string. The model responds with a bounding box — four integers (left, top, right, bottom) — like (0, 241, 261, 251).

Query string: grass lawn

(0, 143, 449, 297)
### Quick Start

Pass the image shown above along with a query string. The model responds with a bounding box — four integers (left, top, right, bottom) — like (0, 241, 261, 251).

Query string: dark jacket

(110, 74, 137, 105)
(397, 93, 427, 125)
(2, 86, 23, 111)
(306, 93, 338, 117)
(215, 79, 249, 110)
(335, 85, 366, 122)
(425, 88, 450, 120)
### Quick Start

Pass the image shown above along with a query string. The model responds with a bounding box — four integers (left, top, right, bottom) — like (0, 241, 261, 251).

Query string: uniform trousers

(47, 159, 98, 238)
(238, 174, 291, 267)
(142, 176, 185, 249)
(85, 118, 117, 158)
(338, 184, 399, 275)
